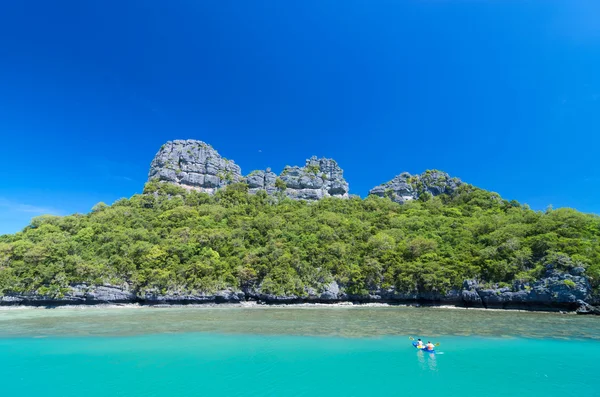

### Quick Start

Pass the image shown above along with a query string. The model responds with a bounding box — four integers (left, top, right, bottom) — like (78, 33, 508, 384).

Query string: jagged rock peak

(369, 170, 462, 203)
(279, 156, 349, 200)
(148, 140, 350, 200)
(244, 157, 349, 200)
(148, 139, 242, 194)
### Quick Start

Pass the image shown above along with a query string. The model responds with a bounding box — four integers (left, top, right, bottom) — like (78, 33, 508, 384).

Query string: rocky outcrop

(0, 285, 246, 306)
(142, 288, 245, 304)
(461, 261, 593, 310)
(318, 281, 341, 301)
(0, 284, 137, 305)
(148, 140, 242, 194)
(0, 272, 596, 310)
(246, 169, 278, 195)
(576, 300, 600, 315)
(278, 156, 349, 200)
(148, 141, 349, 200)
(369, 170, 462, 203)
(243, 280, 346, 303)
(231, 156, 349, 200)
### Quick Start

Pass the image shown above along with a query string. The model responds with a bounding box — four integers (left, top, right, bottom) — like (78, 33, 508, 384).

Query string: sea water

(1, 306, 598, 396)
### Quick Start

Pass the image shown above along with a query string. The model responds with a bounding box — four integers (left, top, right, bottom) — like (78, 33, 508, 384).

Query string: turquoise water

(1, 306, 599, 396)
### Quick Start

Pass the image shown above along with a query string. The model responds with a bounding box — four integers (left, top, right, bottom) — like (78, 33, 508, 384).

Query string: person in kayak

(416, 339, 424, 348)
(425, 341, 435, 351)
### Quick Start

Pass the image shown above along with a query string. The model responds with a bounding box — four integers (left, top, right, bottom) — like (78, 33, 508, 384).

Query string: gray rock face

(461, 263, 592, 309)
(148, 140, 242, 194)
(0, 284, 136, 305)
(246, 169, 278, 195)
(319, 281, 341, 301)
(370, 170, 462, 203)
(149, 141, 349, 200)
(76, 284, 137, 302)
(245, 286, 300, 303)
(245, 279, 345, 303)
(279, 156, 349, 200)
(142, 288, 245, 304)
(0, 285, 246, 306)
(576, 300, 600, 315)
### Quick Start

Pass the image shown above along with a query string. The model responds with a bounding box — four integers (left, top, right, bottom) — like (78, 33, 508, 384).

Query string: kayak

(412, 341, 435, 353)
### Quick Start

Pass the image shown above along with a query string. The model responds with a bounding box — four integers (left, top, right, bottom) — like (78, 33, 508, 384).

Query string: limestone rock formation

(576, 300, 600, 315)
(148, 141, 349, 200)
(148, 140, 242, 194)
(0, 284, 137, 305)
(460, 258, 592, 309)
(141, 288, 245, 304)
(246, 168, 278, 195)
(278, 156, 349, 200)
(369, 170, 462, 203)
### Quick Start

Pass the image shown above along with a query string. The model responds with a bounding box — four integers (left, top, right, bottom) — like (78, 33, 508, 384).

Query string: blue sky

(1, 0, 599, 235)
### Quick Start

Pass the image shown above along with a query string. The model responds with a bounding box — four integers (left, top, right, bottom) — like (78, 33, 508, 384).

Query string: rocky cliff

(244, 156, 350, 200)
(147, 141, 461, 203)
(460, 260, 593, 309)
(246, 168, 278, 195)
(369, 170, 462, 203)
(3, 262, 597, 312)
(278, 156, 349, 200)
(148, 140, 242, 194)
(148, 140, 349, 200)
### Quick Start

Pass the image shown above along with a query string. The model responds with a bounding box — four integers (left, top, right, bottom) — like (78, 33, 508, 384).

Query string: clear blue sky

(1, 0, 599, 235)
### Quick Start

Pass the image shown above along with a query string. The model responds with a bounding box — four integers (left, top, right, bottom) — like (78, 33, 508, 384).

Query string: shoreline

(3, 282, 597, 314)
(0, 301, 579, 315)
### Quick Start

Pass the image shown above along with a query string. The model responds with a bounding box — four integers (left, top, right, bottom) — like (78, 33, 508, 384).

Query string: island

(0, 139, 598, 314)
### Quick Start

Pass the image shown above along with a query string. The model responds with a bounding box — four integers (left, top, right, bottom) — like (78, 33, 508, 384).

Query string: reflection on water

(0, 305, 598, 340)
(416, 350, 438, 372)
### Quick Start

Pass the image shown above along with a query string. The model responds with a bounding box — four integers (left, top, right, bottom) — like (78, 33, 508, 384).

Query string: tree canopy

(1, 180, 599, 298)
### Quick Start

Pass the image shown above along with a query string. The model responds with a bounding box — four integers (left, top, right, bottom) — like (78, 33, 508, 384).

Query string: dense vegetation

(1, 180, 599, 298)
